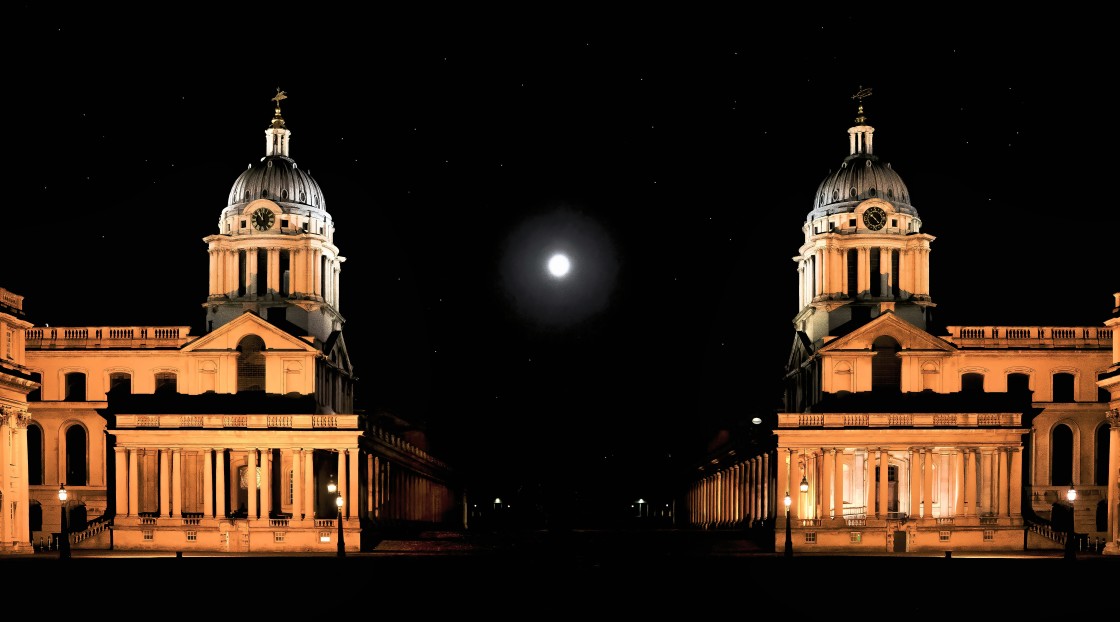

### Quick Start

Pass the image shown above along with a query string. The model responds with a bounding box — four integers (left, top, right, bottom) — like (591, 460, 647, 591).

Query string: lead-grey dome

(808, 152, 916, 222)
(227, 155, 326, 210)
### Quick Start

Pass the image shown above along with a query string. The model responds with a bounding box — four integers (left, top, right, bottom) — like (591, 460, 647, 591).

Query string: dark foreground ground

(8, 529, 1116, 614)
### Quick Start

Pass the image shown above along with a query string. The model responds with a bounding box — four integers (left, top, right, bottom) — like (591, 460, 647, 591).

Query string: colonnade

(798, 243, 931, 307)
(208, 246, 340, 307)
(776, 445, 1023, 521)
(686, 452, 773, 527)
(113, 445, 360, 520)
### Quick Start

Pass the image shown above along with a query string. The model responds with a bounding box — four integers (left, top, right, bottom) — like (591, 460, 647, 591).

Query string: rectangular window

(849, 218, 856, 227)
(274, 532, 286, 543)
(804, 532, 817, 544)
(143, 530, 154, 541)
(983, 530, 994, 542)
(939, 531, 951, 542)
(240, 220, 247, 229)
(186, 531, 197, 542)
(320, 531, 332, 543)
(850, 532, 862, 543)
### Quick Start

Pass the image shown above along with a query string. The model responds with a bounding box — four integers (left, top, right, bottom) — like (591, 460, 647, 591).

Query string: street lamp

(783, 491, 792, 557)
(58, 483, 71, 559)
(328, 479, 345, 557)
(1064, 485, 1077, 560)
(799, 475, 809, 494)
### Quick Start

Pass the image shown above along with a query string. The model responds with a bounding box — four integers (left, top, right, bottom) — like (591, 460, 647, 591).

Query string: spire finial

(852, 86, 872, 125)
(271, 88, 288, 129)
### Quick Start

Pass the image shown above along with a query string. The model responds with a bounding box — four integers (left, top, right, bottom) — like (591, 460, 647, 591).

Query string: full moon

(548, 253, 571, 277)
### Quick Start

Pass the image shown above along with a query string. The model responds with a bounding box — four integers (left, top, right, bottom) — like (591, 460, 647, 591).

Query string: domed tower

(202, 90, 346, 343)
(792, 89, 935, 349)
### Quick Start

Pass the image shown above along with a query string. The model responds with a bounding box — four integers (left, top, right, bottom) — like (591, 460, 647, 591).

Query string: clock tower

(202, 91, 346, 345)
(791, 89, 935, 350)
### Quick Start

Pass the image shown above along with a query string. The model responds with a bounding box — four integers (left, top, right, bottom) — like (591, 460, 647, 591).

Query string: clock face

(251, 207, 275, 231)
(862, 206, 887, 231)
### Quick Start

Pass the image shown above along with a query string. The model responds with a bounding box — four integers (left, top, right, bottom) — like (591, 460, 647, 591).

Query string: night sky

(6, 11, 1115, 517)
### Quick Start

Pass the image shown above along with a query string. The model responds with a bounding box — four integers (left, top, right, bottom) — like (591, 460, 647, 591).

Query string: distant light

(494, 497, 502, 504)
(751, 417, 762, 425)
(548, 253, 570, 277)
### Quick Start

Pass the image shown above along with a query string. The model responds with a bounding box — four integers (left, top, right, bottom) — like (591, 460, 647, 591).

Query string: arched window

(64, 371, 86, 401)
(871, 336, 901, 392)
(1050, 423, 1074, 486)
(1052, 373, 1075, 402)
(962, 373, 985, 393)
(26, 424, 43, 485)
(237, 335, 266, 392)
(1095, 424, 1110, 485)
(65, 424, 88, 486)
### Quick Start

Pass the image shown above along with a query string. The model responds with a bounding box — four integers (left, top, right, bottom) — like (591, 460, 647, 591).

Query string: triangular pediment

(819, 311, 956, 353)
(183, 312, 319, 353)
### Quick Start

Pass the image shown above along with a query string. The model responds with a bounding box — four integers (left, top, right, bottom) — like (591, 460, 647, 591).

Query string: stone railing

(945, 325, 1112, 348)
(25, 325, 193, 348)
(779, 412, 1022, 428)
(117, 413, 360, 429)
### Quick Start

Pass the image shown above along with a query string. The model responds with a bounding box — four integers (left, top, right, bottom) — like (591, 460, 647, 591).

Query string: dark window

(28, 371, 41, 401)
(240, 220, 246, 229)
(280, 250, 290, 297)
(810, 255, 817, 299)
(65, 424, 88, 486)
(155, 372, 177, 394)
(1007, 373, 1030, 394)
(1051, 424, 1074, 486)
(109, 372, 131, 395)
(281, 219, 289, 229)
(891, 219, 897, 228)
(238, 250, 247, 297)
(962, 373, 985, 393)
(869, 187, 876, 196)
(1099, 387, 1110, 402)
(237, 335, 266, 392)
(1095, 424, 1110, 485)
(871, 336, 901, 392)
(849, 218, 856, 227)
(64, 372, 86, 401)
(320, 255, 328, 298)
(890, 250, 900, 298)
(1053, 373, 1075, 402)
(256, 248, 267, 297)
(26, 425, 43, 485)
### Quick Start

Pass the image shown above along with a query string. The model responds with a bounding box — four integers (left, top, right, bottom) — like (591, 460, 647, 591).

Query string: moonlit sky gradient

(6, 9, 1115, 512)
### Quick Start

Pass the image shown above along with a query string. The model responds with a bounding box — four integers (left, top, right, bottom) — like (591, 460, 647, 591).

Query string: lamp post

(1064, 485, 1077, 560)
(328, 479, 345, 557)
(58, 483, 71, 559)
(783, 491, 792, 557)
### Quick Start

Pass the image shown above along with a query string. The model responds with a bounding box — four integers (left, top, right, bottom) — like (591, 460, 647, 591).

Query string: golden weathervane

(852, 86, 871, 124)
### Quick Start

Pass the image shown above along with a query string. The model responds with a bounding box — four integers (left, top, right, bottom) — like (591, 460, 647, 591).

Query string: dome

(227, 156, 326, 210)
(808, 152, 916, 221)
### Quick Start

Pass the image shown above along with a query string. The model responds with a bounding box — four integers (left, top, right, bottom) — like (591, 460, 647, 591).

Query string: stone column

(1010, 447, 1023, 516)
(303, 450, 314, 518)
(923, 448, 934, 519)
(1106, 410, 1120, 554)
(159, 449, 170, 518)
(204, 449, 213, 518)
(114, 447, 128, 517)
(261, 448, 271, 517)
(909, 448, 920, 518)
(292, 448, 303, 519)
(980, 449, 993, 515)
(336, 449, 347, 519)
(348, 447, 359, 521)
(964, 449, 977, 517)
(215, 450, 226, 518)
(128, 449, 139, 517)
(822, 449, 834, 519)
(171, 448, 182, 518)
(878, 449, 889, 517)
(997, 448, 1010, 517)
(247, 449, 258, 519)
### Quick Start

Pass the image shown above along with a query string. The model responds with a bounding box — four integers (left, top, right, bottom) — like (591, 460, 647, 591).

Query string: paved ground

(7, 529, 1115, 614)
